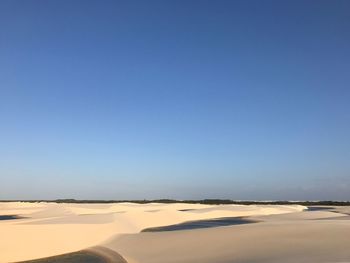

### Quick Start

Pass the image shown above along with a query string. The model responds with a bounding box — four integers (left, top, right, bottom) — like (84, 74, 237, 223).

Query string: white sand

(106, 214, 350, 263)
(0, 202, 304, 262)
(2, 202, 349, 263)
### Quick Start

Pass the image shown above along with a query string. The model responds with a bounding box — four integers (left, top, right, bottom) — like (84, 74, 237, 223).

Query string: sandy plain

(0, 202, 349, 263)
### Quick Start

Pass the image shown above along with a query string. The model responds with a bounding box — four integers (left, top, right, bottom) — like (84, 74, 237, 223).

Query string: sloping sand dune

(105, 216, 350, 263)
(0, 202, 304, 262)
(1, 202, 349, 263)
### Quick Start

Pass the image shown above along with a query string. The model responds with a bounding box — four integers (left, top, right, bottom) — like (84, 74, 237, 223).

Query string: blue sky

(1, 0, 349, 200)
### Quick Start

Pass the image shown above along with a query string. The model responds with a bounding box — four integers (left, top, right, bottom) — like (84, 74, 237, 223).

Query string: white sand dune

(0, 202, 349, 263)
(106, 215, 350, 263)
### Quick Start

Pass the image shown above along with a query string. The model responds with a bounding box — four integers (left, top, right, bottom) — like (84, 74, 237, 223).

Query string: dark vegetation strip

(1, 199, 349, 206)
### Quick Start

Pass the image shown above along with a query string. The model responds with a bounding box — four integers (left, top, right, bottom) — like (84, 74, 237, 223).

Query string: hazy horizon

(1, 0, 350, 201)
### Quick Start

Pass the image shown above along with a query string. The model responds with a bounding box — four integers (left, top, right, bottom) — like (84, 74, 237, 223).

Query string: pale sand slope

(0, 202, 303, 262)
(105, 209, 350, 263)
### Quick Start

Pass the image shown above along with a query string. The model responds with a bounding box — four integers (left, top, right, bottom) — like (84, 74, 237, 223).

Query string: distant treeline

(0, 199, 349, 206)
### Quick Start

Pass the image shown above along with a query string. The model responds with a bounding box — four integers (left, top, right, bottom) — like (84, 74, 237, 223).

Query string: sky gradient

(1, 0, 350, 200)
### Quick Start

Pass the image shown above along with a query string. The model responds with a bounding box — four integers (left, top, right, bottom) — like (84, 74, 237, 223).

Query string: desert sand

(0, 202, 349, 263)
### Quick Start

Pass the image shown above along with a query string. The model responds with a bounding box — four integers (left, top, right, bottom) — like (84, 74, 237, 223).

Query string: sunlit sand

(1, 202, 349, 263)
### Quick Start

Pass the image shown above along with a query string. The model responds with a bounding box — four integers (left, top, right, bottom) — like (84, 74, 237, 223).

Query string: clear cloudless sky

(1, 0, 349, 200)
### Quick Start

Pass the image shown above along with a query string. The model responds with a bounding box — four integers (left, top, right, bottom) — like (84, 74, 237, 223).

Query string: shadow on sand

(142, 217, 257, 232)
(16, 246, 127, 263)
(0, 215, 25, 220)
